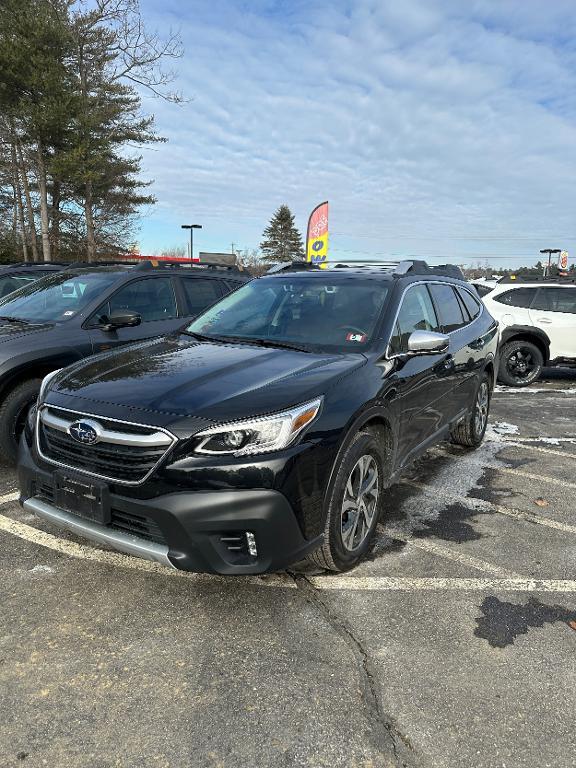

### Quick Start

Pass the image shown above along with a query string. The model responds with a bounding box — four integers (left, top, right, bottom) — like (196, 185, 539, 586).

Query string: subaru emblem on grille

(68, 419, 101, 445)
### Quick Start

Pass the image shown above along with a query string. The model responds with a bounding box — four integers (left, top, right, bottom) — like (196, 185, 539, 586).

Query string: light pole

(181, 224, 202, 262)
(539, 248, 561, 277)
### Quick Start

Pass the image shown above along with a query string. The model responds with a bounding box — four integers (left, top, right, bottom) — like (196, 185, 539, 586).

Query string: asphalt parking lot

(1, 370, 575, 768)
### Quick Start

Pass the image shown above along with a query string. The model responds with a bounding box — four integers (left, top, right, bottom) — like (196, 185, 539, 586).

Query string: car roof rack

(132, 259, 246, 275)
(265, 259, 465, 279)
(499, 273, 576, 284)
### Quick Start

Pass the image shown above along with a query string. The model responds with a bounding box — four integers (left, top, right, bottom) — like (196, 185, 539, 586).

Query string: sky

(136, 0, 576, 268)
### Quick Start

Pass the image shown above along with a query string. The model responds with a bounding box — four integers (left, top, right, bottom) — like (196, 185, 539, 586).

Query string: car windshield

(0, 271, 122, 323)
(186, 276, 390, 352)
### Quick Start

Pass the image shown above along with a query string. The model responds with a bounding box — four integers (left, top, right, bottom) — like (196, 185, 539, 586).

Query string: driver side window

(92, 278, 177, 326)
(389, 285, 440, 354)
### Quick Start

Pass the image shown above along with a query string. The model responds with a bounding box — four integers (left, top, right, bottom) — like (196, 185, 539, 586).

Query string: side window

(389, 285, 440, 353)
(94, 278, 177, 324)
(429, 284, 466, 333)
(532, 288, 576, 314)
(181, 278, 223, 316)
(458, 287, 481, 319)
(493, 288, 537, 309)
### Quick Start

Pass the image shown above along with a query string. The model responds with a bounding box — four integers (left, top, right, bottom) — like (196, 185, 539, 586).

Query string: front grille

(37, 406, 175, 484)
(110, 509, 166, 544)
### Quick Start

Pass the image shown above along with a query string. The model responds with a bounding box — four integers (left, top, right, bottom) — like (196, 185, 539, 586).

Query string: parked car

(0, 260, 250, 461)
(19, 259, 498, 575)
(0, 262, 66, 299)
(482, 274, 576, 386)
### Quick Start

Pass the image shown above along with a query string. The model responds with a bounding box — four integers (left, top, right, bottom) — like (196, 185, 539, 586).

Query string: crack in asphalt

(289, 571, 418, 768)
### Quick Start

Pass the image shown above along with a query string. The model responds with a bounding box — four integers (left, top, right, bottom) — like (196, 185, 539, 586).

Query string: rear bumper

(18, 442, 322, 575)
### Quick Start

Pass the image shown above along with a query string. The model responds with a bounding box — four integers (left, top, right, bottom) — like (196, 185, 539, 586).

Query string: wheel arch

(0, 354, 81, 402)
(324, 408, 397, 510)
(500, 326, 550, 364)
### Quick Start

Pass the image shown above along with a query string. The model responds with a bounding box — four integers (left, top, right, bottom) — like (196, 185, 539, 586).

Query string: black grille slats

(38, 407, 174, 484)
(110, 510, 166, 544)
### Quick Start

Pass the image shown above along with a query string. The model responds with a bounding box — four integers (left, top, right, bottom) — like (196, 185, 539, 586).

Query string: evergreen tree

(0, 0, 182, 262)
(260, 205, 305, 262)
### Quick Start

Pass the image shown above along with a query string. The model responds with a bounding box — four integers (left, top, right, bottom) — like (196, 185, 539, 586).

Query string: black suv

(0, 261, 249, 461)
(19, 260, 498, 574)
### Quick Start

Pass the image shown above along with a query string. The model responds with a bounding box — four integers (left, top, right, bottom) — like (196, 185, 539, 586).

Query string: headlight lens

(193, 398, 322, 456)
(38, 368, 62, 403)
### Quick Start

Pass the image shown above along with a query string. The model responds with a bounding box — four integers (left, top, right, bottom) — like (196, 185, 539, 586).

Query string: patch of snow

(487, 421, 520, 437)
(31, 564, 54, 573)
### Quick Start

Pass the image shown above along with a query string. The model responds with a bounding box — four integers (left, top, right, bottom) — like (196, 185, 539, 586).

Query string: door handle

(536, 318, 552, 324)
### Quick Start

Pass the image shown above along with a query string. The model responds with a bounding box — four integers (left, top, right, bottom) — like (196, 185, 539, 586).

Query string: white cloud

(137, 0, 576, 265)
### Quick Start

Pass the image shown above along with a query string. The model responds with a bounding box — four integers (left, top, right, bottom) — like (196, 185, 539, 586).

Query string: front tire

(0, 378, 41, 464)
(498, 340, 543, 387)
(307, 430, 386, 572)
(450, 373, 491, 448)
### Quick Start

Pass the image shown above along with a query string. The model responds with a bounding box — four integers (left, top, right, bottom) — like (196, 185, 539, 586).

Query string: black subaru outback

(19, 260, 498, 574)
(0, 260, 249, 461)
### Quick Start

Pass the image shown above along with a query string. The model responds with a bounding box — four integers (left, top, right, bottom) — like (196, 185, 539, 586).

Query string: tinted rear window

(457, 287, 481, 320)
(429, 284, 466, 332)
(493, 288, 537, 308)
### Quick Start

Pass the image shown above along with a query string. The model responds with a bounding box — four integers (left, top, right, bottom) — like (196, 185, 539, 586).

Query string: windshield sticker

(63, 310, 75, 317)
(346, 332, 367, 343)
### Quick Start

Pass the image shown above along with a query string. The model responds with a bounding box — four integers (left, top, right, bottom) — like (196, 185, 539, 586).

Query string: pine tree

(260, 205, 305, 262)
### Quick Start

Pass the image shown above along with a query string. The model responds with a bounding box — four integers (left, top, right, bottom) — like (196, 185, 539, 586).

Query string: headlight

(193, 398, 322, 457)
(38, 368, 63, 403)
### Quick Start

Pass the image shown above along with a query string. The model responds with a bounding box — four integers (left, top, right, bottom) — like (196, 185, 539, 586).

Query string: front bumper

(18, 441, 322, 575)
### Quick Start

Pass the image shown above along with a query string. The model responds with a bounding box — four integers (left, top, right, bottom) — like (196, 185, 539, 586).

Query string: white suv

(483, 277, 576, 386)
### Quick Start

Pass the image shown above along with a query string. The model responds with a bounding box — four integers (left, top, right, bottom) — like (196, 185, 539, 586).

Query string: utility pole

(539, 248, 561, 277)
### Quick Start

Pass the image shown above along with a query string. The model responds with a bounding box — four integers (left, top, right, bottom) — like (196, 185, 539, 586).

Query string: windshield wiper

(243, 338, 312, 353)
(183, 331, 237, 344)
(183, 331, 311, 352)
(0, 316, 29, 324)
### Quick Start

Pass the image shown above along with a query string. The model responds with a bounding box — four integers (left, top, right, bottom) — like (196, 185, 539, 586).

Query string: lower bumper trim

(22, 496, 174, 568)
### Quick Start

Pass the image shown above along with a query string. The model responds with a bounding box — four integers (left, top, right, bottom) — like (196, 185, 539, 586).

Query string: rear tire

(306, 430, 386, 572)
(497, 340, 543, 387)
(450, 373, 491, 448)
(0, 378, 41, 464)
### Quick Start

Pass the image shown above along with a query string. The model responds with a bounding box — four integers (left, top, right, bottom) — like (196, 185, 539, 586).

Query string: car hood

(0, 321, 53, 341)
(50, 335, 366, 423)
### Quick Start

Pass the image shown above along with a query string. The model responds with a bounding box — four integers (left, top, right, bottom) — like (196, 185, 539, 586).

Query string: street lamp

(181, 224, 202, 262)
(539, 248, 561, 277)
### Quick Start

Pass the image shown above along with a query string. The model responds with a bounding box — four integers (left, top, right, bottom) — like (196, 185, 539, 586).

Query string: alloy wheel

(474, 381, 489, 436)
(506, 347, 537, 383)
(340, 454, 379, 552)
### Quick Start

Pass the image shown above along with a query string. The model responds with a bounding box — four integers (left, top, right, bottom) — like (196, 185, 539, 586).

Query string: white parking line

(309, 576, 576, 592)
(2, 513, 575, 593)
(430, 448, 576, 490)
(379, 526, 521, 578)
(0, 513, 295, 588)
(499, 441, 576, 459)
(402, 479, 576, 535)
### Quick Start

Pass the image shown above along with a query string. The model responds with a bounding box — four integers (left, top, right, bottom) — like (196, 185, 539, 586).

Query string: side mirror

(101, 309, 142, 331)
(407, 330, 449, 355)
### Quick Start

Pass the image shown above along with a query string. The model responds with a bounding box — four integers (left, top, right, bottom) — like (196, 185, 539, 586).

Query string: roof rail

(329, 259, 465, 279)
(264, 259, 465, 280)
(499, 273, 576, 284)
(267, 261, 320, 274)
(133, 259, 246, 274)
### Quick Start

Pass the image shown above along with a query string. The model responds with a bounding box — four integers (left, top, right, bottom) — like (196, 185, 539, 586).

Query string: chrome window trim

(36, 404, 177, 486)
(385, 280, 485, 358)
